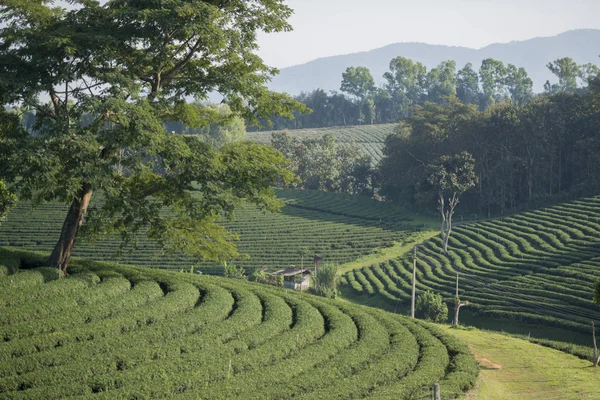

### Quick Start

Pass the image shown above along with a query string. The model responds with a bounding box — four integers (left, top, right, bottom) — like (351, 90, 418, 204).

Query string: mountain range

(267, 29, 600, 95)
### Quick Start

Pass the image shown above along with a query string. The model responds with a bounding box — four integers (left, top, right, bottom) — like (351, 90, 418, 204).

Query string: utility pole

(411, 246, 417, 318)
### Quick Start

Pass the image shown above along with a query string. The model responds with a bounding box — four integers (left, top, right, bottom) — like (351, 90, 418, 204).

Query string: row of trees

(265, 74, 600, 218)
(379, 79, 600, 215)
(251, 57, 598, 131)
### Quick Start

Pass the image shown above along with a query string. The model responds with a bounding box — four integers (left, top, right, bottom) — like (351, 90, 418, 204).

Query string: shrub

(223, 261, 246, 280)
(313, 263, 339, 298)
(416, 291, 448, 323)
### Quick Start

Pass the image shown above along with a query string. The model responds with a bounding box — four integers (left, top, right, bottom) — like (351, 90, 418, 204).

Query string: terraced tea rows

(342, 196, 600, 335)
(0, 249, 477, 399)
(247, 124, 396, 164)
(0, 189, 424, 273)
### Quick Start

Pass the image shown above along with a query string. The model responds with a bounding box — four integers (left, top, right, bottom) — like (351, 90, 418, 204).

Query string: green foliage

(223, 261, 246, 280)
(168, 103, 246, 147)
(479, 58, 508, 109)
(271, 131, 375, 194)
(456, 63, 480, 106)
(313, 263, 340, 298)
(380, 86, 600, 213)
(425, 60, 457, 103)
(340, 66, 375, 102)
(544, 57, 580, 94)
(593, 280, 600, 305)
(416, 291, 449, 323)
(0, 248, 477, 398)
(0, 179, 16, 222)
(0, 0, 305, 271)
(249, 267, 283, 287)
(384, 56, 427, 119)
(425, 152, 477, 199)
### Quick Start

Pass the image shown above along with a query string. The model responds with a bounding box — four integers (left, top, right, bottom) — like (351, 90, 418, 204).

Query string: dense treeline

(379, 78, 600, 215)
(250, 57, 598, 131)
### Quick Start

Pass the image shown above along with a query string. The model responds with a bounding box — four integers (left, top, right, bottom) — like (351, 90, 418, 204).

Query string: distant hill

(269, 29, 600, 94)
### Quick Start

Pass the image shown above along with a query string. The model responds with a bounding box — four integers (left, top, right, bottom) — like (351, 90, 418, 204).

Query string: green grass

(0, 188, 432, 274)
(0, 248, 477, 399)
(447, 326, 600, 399)
(340, 196, 600, 342)
(246, 124, 397, 164)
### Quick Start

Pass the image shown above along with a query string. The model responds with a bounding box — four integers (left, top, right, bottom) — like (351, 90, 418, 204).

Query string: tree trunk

(438, 192, 446, 238)
(48, 183, 93, 275)
(593, 321, 599, 367)
(453, 302, 461, 326)
(443, 211, 451, 254)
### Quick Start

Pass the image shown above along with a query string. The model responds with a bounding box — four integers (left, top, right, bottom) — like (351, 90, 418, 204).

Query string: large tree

(0, 0, 306, 274)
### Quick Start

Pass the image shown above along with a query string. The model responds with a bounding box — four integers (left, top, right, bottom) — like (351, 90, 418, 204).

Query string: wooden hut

(272, 267, 311, 291)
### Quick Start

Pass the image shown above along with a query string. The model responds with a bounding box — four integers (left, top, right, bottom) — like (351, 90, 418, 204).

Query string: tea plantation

(0, 249, 478, 399)
(342, 196, 600, 339)
(247, 124, 396, 164)
(0, 189, 427, 274)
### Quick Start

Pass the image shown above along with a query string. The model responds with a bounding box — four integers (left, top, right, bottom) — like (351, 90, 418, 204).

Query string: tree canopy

(0, 0, 306, 273)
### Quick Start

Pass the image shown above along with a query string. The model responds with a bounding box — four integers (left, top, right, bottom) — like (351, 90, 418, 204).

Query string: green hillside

(341, 196, 600, 343)
(0, 248, 477, 399)
(0, 189, 430, 274)
(246, 124, 396, 164)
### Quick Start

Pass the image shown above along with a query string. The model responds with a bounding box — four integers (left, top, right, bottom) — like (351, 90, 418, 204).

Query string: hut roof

(272, 268, 312, 277)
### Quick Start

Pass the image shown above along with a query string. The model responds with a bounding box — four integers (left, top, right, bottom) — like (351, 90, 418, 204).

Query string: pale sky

(257, 0, 600, 68)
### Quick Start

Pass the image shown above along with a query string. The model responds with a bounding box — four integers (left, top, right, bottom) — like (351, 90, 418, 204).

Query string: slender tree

(479, 58, 508, 110)
(426, 152, 477, 254)
(505, 64, 533, 106)
(0, 1, 306, 274)
(456, 63, 480, 106)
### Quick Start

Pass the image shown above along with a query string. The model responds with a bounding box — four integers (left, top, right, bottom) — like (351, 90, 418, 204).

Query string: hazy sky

(257, 0, 600, 68)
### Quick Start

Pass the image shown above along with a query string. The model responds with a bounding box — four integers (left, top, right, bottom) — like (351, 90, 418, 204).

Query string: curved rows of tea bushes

(0, 189, 423, 274)
(342, 197, 600, 334)
(246, 124, 395, 164)
(0, 249, 477, 399)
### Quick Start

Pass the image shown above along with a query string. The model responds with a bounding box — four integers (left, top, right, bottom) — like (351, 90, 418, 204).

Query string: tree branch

(160, 36, 203, 88)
